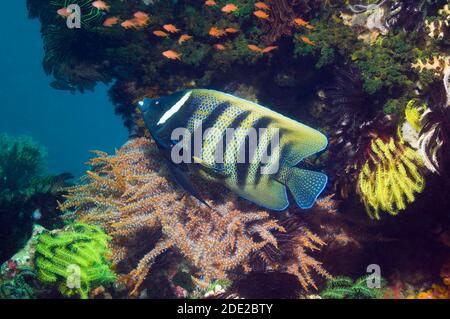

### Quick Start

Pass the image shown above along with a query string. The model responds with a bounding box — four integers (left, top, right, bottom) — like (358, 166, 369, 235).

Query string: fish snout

(138, 98, 154, 114)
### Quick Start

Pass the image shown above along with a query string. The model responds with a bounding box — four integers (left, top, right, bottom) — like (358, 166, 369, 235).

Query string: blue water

(0, 2, 127, 178)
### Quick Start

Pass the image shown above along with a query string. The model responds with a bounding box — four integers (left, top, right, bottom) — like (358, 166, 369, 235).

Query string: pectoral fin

(165, 159, 211, 209)
(153, 140, 211, 209)
(192, 156, 230, 177)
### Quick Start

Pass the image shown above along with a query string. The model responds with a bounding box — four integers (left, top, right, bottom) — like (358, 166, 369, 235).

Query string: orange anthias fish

(92, 0, 110, 11)
(57, 8, 71, 18)
(121, 20, 136, 29)
(294, 18, 315, 30)
(213, 44, 226, 51)
(163, 24, 180, 33)
(153, 30, 169, 37)
(248, 44, 263, 53)
(262, 45, 278, 53)
(301, 36, 315, 46)
(225, 27, 239, 33)
(103, 17, 120, 27)
(248, 44, 278, 54)
(209, 26, 226, 38)
(221, 4, 238, 13)
(255, 2, 270, 10)
(205, 0, 217, 6)
(254, 10, 269, 19)
(178, 34, 193, 44)
(134, 11, 149, 21)
(162, 50, 181, 60)
(133, 11, 150, 27)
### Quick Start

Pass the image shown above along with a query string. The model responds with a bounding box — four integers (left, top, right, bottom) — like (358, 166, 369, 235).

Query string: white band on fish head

(157, 91, 192, 126)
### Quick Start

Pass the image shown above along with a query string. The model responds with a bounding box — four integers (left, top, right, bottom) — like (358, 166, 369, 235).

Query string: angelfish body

(139, 89, 328, 211)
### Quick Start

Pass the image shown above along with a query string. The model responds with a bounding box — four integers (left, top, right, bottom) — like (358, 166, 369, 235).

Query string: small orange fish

(294, 18, 315, 29)
(301, 36, 315, 46)
(92, 0, 110, 11)
(205, 0, 217, 6)
(163, 24, 180, 33)
(209, 26, 226, 37)
(214, 44, 226, 51)
(294, 18, 309, 27)
(162, 50, 181, 60)
(134, 11, 148, 19)
(134, 11, 150, 23)
(178, 34, 192, 44)
(103, 17, 120, 27)
(254, 10, 269, 19)
(221, 4, 238, 13)
(225, 27, 239, 33)
(57, 7, 71, 18)
(248, 44, 263, 53)
(121, 20, 136, 29)
(255, 2, 270, 10)
(262, 45, 278, 53)
(153, 30, 169, 37)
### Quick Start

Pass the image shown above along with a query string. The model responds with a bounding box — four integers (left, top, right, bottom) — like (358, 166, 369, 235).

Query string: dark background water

(0, 1, 127, 178)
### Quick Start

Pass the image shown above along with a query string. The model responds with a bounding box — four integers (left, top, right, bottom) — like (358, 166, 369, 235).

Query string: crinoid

(386, 0, 430, 31)
(324, 67, 396, 198)
(59, 138, 329, 296)
(418, 81, 450, 174)
(262, 0, 320, 44)
(357, 136, 425, 219)
(50, 0, 103, 28)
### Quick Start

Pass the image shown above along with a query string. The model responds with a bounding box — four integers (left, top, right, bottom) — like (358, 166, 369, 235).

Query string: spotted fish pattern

(139, 89, 328, 210)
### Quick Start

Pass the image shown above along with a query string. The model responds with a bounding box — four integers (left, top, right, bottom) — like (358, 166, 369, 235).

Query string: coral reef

(34, 223, 115, 299)
(59, 137, 329, 297)
(17, 0, 450, 300)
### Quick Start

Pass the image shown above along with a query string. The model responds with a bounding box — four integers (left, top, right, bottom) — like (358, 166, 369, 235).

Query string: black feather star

(418, 81, 450, 174)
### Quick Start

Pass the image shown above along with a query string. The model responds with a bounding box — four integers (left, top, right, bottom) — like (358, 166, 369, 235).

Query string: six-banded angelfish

(138, 89, 328, 211)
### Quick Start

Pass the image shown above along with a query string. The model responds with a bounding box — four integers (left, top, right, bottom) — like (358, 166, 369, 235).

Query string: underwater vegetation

(60, 138, 330, 297)
(0, 133, 71, 264)
(320, 276, 386, 299)
(35, 223, 115, 299)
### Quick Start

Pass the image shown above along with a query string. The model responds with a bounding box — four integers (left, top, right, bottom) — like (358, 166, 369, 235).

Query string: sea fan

(60, 138, 329, 296)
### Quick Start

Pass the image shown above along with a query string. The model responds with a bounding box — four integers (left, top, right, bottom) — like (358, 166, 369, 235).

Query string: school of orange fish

(56, 1, 316, 61)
